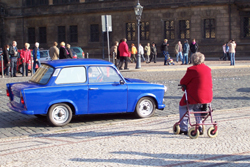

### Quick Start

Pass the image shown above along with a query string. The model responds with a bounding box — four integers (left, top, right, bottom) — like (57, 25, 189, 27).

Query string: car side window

(88, 66, 121, 83)
(55, 67, 86, 84)
(73, 48, 80, 53)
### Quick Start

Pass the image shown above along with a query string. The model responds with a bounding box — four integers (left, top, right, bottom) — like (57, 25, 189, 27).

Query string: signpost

(101, 15, 112, 61)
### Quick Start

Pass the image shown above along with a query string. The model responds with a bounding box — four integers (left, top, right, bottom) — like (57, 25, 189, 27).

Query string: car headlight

(164, 86, 167, 93)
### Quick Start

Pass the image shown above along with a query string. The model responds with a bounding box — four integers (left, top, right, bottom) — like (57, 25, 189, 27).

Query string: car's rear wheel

(135, 97, 156, 118)
(47, 103, 72, 127)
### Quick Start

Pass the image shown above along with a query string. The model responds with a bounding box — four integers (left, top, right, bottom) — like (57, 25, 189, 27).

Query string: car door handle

(89, 88, 98, 90)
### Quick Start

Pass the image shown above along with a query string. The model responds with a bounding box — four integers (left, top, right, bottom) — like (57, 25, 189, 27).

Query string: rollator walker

(173, 84, 218, 139)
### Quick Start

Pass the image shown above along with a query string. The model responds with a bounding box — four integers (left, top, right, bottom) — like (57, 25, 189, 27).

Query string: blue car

(6, 59, 166, 126)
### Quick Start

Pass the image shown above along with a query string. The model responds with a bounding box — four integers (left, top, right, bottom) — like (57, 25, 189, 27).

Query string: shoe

(199, 126, 203, 135)
(180, 130, 188, 135)
(124, 68, 129, 70)
(119, 68, 124, 70)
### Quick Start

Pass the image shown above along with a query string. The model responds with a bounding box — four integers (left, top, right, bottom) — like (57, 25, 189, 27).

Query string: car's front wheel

(135, 97, 156, 118)
(47, 103, 72, 127)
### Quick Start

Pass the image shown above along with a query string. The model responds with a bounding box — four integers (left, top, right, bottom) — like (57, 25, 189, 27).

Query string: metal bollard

(31, 56, 33, 76)
(1, 55, 4, 78)
(86, 52, 89, 59)
(23, 62, 26, 77)
(112, 52, 115, 64)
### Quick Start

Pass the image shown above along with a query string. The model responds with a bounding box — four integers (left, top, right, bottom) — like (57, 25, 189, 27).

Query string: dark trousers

(150, 54, 157, 63)
(118, 56, 128, 69)
(22, 62, 29, 76)
(220, 53, 227, 60)
(131, 54, 137, 63)
(4, 64, 10, 76)
(10, 57, 17, 77)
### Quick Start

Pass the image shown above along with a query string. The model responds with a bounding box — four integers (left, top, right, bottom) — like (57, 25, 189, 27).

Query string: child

(166, 54, 175, 65)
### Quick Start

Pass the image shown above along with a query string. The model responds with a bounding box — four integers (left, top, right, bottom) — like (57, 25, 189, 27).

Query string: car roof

(44, 59, 113, 68)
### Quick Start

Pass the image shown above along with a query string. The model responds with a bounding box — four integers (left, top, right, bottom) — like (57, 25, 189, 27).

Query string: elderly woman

(59, 42, 68, 59)
(179, 52, 213, 135)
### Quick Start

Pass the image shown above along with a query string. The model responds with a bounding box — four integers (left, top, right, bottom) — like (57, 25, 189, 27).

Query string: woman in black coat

(3, 45, 10, 76)
(59, 42, 68, 59)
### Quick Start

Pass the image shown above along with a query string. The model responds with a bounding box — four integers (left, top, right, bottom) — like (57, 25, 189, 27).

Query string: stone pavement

(0, 107, 250, 167)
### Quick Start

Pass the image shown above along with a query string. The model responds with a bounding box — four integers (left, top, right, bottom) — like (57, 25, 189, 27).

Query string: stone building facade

(0, 0, 250, 58)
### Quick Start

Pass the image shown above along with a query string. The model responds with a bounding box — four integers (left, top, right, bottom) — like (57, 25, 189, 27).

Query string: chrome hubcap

(138, 99, 153, 116)
(52, 106, 69, 124)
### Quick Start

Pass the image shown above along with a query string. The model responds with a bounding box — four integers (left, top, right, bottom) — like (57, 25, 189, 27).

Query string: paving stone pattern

(0, 68, 249, 138)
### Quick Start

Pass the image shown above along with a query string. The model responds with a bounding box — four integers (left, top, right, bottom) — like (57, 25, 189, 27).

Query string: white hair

(35, 42, 39, 47)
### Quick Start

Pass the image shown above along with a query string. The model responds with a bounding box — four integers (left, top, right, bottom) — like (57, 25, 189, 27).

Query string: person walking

(9, 41, 18, 77)
(144, 43, 151, 63)
(130, 43, 137, 63)
(32, 42, 41, 72)
(150, 42, 157, 63)
(182, 39, 190, 65)
(66, 44, 73, 59)
(20, 43, 31, 77)
(59, 42, 68, 59)
(3, 45, 10, 76)
(220, 43, 227, 61)
(139, 43, 145, 62)
(189, 39, 198, 64)
(175, 41, 183, 64)
(49, 42, 59, 60)
(179, 52, 213, 135)
(110, 41, 119, 66)
(228, 40, 236, 66)
(161, 39, 169, 65)
(118, 38, 130, 70)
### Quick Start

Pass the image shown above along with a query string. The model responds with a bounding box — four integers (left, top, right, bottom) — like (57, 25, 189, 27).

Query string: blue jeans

(33, 59, 41, 72)
(229, 52, 235, 65)
(10, 57, 17, 77)
(163, 51, 168, 61)
(183, 53, 188, 64)
(176, 52, 183, 63)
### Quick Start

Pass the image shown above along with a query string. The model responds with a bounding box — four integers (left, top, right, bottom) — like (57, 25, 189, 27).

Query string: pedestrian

(59, 42, 68, 59)
(149, 42, 157, 63)
(161, 39, 169, 65)
(110, 41, 119, 66)
(175, 41, 183, 64)
(228, 39, 236, 66)
(130, 43, 137, 63)
(66, 44, 73, 59)
(144, 43, 151, 63)
(9, 41, 19, 77)
(32, 42, 41, 72)
(182, 39, 190, 65)
(49, 42, 59, 60)
(20, 43, 31, 77)
(226, 40, 230, 61)
(179, 52, 213, 135)
(2, 45, 10, 76)
(189, 39, 198, 64)
(139, 43, 145, 62)
(118, 38, 130, 70)
(219, 43, 227, 61)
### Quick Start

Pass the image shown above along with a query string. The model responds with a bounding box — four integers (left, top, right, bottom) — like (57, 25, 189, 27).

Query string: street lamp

(134, 0, 143, 69)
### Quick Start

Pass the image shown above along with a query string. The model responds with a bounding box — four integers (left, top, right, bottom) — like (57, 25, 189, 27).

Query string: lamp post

(134, 0, 143, 69)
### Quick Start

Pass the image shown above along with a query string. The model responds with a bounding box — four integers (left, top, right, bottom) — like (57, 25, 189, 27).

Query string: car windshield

(40, 51, 48, 58)
(30, 64, 54, 84)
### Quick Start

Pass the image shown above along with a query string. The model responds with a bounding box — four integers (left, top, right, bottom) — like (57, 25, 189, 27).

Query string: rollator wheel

(188, 127, 200, 139)
(207, 126, 218, 138)
(173, 124, 180, 134)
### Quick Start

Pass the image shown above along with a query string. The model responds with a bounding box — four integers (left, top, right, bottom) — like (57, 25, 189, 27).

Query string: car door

(88, 66, 127, 114)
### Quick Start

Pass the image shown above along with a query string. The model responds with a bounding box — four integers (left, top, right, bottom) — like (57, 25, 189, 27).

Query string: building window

(126, 23, 136, 41)
(243, 17, 250, 38)
(179, 20, 190, 39)
(39, 27, 47, 43)
(90, 24, 99, 42)
(58, 26, 66, 43)
(164, 20, 175, 40)
(70, 25, 78, 43)
(140, 21, 150, 40)
(28, 27, 35, 44)
(204, 19, 216, 39)
(26, 0, 48, 6)
(53, 0, 79, 4)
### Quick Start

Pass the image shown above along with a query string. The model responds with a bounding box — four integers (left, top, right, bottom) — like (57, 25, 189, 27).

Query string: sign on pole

(101, 15, 112, 61)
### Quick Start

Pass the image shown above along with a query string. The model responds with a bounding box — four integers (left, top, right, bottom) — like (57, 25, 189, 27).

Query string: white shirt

(139, 45, 144, 55)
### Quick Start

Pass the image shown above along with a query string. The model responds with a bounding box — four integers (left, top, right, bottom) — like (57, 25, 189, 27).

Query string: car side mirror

(120, 80, 125, 85)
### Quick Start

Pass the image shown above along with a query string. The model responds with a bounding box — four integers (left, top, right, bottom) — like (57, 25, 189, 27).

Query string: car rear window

(30, 64, 54, 84)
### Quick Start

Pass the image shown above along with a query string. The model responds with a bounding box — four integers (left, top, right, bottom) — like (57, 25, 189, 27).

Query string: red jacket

(118, 41, 129, 57)
(179, 63, 213, 106)
(20, 48, 31, 63)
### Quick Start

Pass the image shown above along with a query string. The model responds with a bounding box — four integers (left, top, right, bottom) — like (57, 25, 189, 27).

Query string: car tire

(47, 103, 72, 127)
(135, 97, 156, 118)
